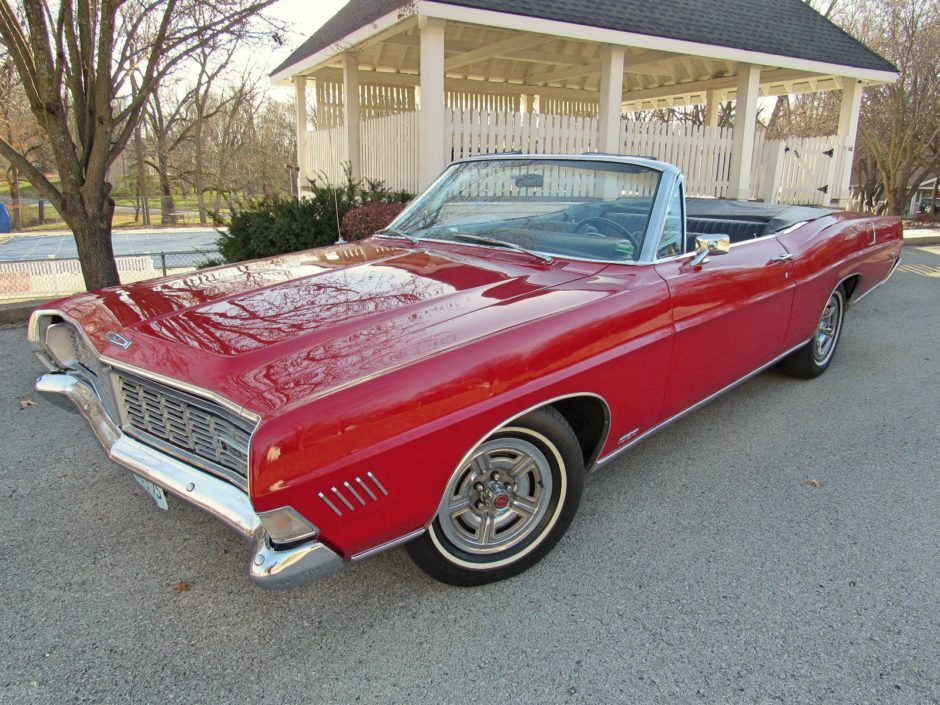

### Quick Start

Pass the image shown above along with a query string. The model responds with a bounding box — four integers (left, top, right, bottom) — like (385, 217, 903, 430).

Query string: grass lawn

(1, 179, 234, 232)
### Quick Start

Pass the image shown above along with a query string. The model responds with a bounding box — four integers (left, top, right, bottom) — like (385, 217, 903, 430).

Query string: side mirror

(690, 234, 731, 266)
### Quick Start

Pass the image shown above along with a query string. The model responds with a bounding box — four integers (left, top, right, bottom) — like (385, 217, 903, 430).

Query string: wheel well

(550, 396, 610, 469)
(842, 274, 862, 303)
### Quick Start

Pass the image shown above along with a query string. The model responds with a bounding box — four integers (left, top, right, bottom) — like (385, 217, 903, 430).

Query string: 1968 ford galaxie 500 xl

(29, 155, 902, 588)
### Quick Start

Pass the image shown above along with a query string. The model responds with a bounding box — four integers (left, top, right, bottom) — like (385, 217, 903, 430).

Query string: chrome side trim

(367, 471, 388, 496)
(318, 473, 389, 517)
(318, 491, 343, 516)
(594, 338, 813, 470)
(852, 257, 901, 305)
(356, 476, 378, 501)
(350, 528, 426, 563)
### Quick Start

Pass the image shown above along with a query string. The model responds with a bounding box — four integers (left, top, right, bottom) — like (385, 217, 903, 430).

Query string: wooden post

(597, 45, 625, 154)
(835, 78, 862, 207)
(761, 141, 786, 204)
(728, 63, 760, 201)
(419, 17, 446, 190)
(294, 77, 308, 193)
(343, 53, 362, 181)
(704, 89, 720, 128)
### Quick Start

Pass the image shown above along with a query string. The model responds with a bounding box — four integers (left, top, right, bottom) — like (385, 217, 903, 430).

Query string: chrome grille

(68, 326, 100, 376)
(116, 372, 254, 486)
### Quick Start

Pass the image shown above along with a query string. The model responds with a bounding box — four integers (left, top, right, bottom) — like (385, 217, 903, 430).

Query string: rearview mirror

(690, 234, 731, 266)
(513, 173, 544, 188)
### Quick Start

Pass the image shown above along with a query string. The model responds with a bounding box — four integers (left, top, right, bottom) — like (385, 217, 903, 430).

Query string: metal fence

(0, 250, 221, 302)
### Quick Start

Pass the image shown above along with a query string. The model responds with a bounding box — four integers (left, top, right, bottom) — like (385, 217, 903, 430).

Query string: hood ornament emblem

(105, 331, 133, 350)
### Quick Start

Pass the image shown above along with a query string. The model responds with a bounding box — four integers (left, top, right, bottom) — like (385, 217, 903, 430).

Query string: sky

(260, 0, 349, 83)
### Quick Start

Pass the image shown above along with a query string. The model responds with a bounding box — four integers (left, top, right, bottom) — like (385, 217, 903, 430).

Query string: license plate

(133, 474, 169, 510)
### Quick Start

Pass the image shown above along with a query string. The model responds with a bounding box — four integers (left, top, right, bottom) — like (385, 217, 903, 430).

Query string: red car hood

(55, 241, 601, 417)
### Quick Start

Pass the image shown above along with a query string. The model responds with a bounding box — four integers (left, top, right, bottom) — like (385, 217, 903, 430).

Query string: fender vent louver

(318, 472, 388, 517)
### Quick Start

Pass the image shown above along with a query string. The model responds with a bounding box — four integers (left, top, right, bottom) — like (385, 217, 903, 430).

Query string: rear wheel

(407, 407, 584, 586)
(780, 285, 846, 379)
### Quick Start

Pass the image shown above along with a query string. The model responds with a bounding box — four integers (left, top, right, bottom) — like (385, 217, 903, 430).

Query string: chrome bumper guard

(35, 372, 344, 589)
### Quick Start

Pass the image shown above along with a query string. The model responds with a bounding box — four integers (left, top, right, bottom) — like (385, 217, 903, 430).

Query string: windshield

(389, 158, 662, 262)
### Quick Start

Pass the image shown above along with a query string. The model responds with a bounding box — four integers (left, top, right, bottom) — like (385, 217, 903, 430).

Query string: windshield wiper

(375, 227, 421, 245)
(452, 233, 553, 264)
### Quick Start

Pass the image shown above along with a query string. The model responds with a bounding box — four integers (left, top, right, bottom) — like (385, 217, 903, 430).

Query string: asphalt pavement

(0, 246, 938, 705)
(0, 228, 220, 261)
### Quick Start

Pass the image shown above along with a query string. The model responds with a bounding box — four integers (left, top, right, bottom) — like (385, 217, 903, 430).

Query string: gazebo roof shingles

(272, 0, 896, 77)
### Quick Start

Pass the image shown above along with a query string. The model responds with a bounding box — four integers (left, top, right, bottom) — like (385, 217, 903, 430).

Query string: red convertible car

(29, 155, 901, 588)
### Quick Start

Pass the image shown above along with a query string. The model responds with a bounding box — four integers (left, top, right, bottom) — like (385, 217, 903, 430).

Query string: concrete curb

(0, 298, 56, 327)
(903, 235, 940, 247)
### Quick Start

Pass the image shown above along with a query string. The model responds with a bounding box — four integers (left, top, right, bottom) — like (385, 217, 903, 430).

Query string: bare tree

(188, 42, 238, 225)
(0, 0, 280, 289)
(145, 80, 197, 223)
(0, 55, 50, 230)
(856, 0, 940, 215)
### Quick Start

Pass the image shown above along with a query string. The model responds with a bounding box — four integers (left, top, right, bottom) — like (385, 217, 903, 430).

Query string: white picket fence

(0, 254, 215, 301)
(447, 110, 599, 159)
(306, 123, 348, 186)
(305, 107, 850, 205)
(362, 111, 419, 193)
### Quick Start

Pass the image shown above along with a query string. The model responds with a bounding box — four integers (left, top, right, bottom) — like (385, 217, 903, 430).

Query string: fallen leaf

(172, 581, 190, 593)
(19, 398, 37, 410)
(804, 479, 822, 488)
(218, 548, 228, 555)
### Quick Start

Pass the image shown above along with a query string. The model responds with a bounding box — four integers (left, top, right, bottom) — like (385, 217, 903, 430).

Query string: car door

(654, 236, 796, 422)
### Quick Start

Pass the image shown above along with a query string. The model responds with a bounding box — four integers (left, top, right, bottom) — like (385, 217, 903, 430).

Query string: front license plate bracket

(133, 474, 169, 510)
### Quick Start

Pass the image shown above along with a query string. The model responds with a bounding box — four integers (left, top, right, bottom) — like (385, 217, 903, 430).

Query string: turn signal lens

(258, 507, 319, 544)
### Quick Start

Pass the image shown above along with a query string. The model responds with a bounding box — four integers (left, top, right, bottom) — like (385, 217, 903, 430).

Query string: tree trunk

(157, 156, 176, 224)
(8, 166, 22, 230)
(193, 121, 208, 225)
(134, 128, 151, 225)
(64, 191, 120, 291)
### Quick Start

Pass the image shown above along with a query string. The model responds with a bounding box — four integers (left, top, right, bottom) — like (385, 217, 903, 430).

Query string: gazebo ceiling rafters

(301, 18, 861, 108)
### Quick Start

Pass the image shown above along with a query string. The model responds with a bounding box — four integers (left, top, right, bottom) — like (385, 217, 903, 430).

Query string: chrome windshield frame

(387, 154, 683, 266)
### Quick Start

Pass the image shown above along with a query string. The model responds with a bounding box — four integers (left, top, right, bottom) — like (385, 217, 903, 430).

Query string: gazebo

(271, 0, 896, 207)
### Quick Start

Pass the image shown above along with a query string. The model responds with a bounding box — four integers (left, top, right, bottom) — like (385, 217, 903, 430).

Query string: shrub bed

(218, 171, 411, 263)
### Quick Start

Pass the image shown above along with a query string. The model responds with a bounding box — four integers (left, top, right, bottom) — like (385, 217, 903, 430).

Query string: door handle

(768, 253, 794, 264)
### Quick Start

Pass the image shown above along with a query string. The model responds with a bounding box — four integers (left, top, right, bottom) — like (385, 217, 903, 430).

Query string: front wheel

(780, 285, 846, 379)
(407, 407, 584, 586)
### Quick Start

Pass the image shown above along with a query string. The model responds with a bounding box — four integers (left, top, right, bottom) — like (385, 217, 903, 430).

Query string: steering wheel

(573, 217, 640, 251)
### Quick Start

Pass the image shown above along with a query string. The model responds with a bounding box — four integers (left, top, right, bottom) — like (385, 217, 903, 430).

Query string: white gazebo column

(419, 17, 446, 190)
(294, 77, 309, 192)
(342, 53, 361, 181)
(835, 78, 863, 207)
(597, 45, 625, 153)
(704, 89, 720, 128)
(728, 63, 761, 200)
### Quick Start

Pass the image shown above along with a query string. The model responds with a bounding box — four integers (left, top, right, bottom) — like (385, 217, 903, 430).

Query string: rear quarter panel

(777, 214, 902, 348)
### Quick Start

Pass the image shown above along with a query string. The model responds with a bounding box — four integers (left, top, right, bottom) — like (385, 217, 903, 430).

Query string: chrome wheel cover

(813, 292, 843, 364)
(437, 437, 553, 556)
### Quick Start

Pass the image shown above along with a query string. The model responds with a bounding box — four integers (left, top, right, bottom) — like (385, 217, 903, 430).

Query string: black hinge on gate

(823, 148, 835, 158)
(817, 184, 829, 194)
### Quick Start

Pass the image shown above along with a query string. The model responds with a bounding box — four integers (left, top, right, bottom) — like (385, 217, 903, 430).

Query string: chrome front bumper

(35, 372, 344, 589)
